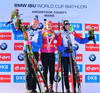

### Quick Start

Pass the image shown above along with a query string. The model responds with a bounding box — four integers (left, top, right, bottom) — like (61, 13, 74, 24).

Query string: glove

(24, 40, 31, 45)
(64, 48, 73, 53)
(88, 36, 93, 40)
(6, 19, 13, 25)
(10, 19, 13, 23)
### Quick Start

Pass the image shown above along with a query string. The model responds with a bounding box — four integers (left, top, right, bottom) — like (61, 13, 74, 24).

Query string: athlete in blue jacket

(11, 18, 42, 93)
(57, 22, 92, 93)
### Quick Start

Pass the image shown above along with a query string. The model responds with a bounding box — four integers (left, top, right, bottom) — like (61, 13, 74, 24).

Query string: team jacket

(40, 29, 58, 53)
(11, 24, 42, 52)
(57, 30, 89, 57)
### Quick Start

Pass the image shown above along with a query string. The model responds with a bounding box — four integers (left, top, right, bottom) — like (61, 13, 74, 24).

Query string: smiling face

(32, 23, 38, 29)
(46, 23, 53, 30)
(65, 24, 70, 31)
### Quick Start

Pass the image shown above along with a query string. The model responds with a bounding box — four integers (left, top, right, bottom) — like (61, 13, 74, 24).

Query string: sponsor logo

(18, 53, 24, 61)
(85, 44, 99, 51)
(76, 54, 83, 62)
(38, 23, 44, 29)
(0, 64, 11, 72)
(55, 64, 57, 72)
(52, 23, 82, 31)
(85, 75, 99, 83)
(54, 43, 57, 51)
(0, 53, 11, 61)
(55, 53, 58, 61)
(14, 22, 30, 40)
(0, 32, 11, 40)
(69, 75, 82, 83)
(85, 34, 99, 41)
(39, 53, 41, 57)
(14, 64, 25, 72)
(85, 24, 99, 31)
(14, 34, 24, 40)
(37, 64, 43, 71)
(52, 23, 62, 30)
(14, 75, 25, 83)
(15, 22, 30, 29)
(0, 75, 11, 83)
(89, 54, 96, 62)
(77, 64, 83, 72)
(37, 75, 43, 83)
(38, 57, 41, 61)
(38, 53, 41, 61)
(85, 65, 100, 72)
(55, 64, 61, 72)
(54, 75, 61, 82)
(55, 58, 58, 62)
(70, 23, 82, 31)
(68, 64, 82, 72)
(74, 43, 79, 51)
(14, 43, 24, 50)
(0, 22, 11, 30)
(0, 43, 7, 50)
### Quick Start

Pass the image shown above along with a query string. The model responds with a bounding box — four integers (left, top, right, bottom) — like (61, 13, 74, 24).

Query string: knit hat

(45, 20, 52, 25)
(31, 18, 39, 25)
(63, 20, 70, 26)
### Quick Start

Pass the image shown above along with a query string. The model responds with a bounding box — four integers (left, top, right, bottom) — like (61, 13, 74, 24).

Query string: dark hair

(63, 23, 70, 31)
(64, 23, 70, 26)
(63, 26, 67, 31)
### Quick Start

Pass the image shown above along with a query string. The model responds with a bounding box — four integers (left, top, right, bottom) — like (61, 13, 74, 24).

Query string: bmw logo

(38, 23, 44, 29)
(37, 64, 44, 71)
(54, 75, 61, 82)
(0, 43, 7, 50)
(18, 53, 24, 61)
(89, 54, 96, 62)
(30, 33, 34, 36)
(48, 33, 52, 37)
(74, 43, 79, 51)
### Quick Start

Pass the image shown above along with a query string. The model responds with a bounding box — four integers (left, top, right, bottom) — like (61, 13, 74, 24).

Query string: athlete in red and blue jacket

(57, 22, 92, 93)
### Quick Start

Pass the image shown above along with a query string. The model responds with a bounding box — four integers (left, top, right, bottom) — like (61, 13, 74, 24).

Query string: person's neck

(64, 30, 68, 32)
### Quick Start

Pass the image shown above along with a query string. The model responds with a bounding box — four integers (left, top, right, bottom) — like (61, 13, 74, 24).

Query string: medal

(48, 33, 52, 37)
(45, 30, 54, 50)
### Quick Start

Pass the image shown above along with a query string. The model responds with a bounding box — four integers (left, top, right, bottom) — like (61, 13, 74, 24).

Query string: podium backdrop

(0, 0, 100, 93)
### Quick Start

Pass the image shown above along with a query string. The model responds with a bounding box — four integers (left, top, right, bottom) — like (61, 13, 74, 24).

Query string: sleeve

(31, 32, 42, 48)
(75, 37, 89, 44)
(72, 31, 82, 40)
(73, 31, 89, 44)
(11, 24, 23, 35)
(54, 32, 58, 40)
